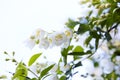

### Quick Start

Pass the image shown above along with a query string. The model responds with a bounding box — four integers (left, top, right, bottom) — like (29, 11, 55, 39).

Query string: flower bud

(105, 3, 111, 8)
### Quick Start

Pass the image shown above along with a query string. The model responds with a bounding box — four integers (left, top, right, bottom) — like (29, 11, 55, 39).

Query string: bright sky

(0, 0, 89, 79)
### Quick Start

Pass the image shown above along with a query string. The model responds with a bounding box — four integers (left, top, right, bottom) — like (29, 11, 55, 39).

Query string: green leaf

(28, 53, 42, 66)
(4, 51, 8, 55)
(95, 38, 99, 50)
(68, 45, 74, 51)
(59, 75, 66, 80)
(90, 30, 101, 39)
(31, 78, 37, 80)
(114, 50, 120, 56)
(68, 52, 91, 55)
(84, 36, 92, 46)
(5, 58, 10, 61)
(12, 62, 28, 80)
(61, 48, 68, 65)
(0, 75, 7, 79)
(68, 52, 85, 55)
(66, 19, 79, 29)
(39, 64, 55, 79)
(68, 50, 91, 56)
(12, 51, 15, 56)
(73, 46, 84, 52)
(77, 24, 90, 34)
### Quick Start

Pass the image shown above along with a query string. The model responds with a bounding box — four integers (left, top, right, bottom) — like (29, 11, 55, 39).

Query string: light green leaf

(39, 64, 55, 79)
(73, 46, 84, 52)
(12, 62, 28, 80)
(0, 75, 7, 79)
(28, 53, 42, 66)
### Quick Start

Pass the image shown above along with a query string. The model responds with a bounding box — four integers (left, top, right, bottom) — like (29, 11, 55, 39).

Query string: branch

(28, 68, 39, 78)
(108, 23, 119, 33)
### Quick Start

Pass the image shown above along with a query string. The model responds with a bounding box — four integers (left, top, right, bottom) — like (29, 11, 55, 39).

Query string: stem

(28, 68, 39, 78)
(108, 23, 119, 33)
(81, 38, 105, 61)
(81, 23, 119, 61)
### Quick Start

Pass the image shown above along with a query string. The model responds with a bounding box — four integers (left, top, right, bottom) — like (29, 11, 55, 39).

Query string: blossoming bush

(1, 0, 120, 80)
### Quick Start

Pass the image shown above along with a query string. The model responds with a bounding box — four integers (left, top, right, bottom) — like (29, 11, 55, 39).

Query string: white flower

(115, 65, 120, 75)
(25, 28, 48, 49)
(62, 39, 70, 48)
(60, 62, 71, 72)
(24, 36, 36, 49)
(93, 76, 104, 80)
(91, 67, 103, 80)
(112, 40, 120, 48)
(48, 32, 67, 46)
(115, 56, 120, 65)
(63, 27, 73, 39)
(92, 49, 110, 62)
(117, 77, 120, 80)
(38, 38, 49, 49)
(100, 58, 114, 74)
(33, 28, 46, 39)
(81, 59, 94, 74)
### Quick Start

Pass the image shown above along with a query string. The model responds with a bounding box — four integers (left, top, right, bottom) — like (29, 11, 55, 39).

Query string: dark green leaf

(68, 52, 91, 55)
(5, 58, 10, 61)
(86, 50, 92, 54)
(61, 48, 68, 65)
(68, 52, 85, 55)
(59, 75, 66, 80)
(77, 24, 90, 34)
(12, 51, 15, 56)
(94, 62, 99, 67)
(39, 64, 55, 79)
(88, 10, 93, 17)
(4, 51, 8, 55)
(65, 69, 71, 75)
(90, 30, 101, 39)
(95, 38, 99, 50)
(28, 53, 42, 66)
(114, 50, 120, 56)
(66, 19, 79, 29)
(12, 59, 17, 62)
(84, 36, 92, 46)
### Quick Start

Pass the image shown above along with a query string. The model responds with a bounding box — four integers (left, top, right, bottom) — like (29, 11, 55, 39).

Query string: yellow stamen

(65, 30, 71, 37)
(55, 34, 63, 41)
(36, 30, 40, 37)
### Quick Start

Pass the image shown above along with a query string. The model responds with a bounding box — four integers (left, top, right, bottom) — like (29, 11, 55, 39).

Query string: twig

(108, 23, 119, 33)
(81, 38, 105, 62)
(28, 68, 39, 78)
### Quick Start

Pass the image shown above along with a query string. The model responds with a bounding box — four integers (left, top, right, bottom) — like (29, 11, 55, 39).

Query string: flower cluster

(30, 62, 71, 80)
(72, 46, 120, 80)
(25, 27, 73, 49)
